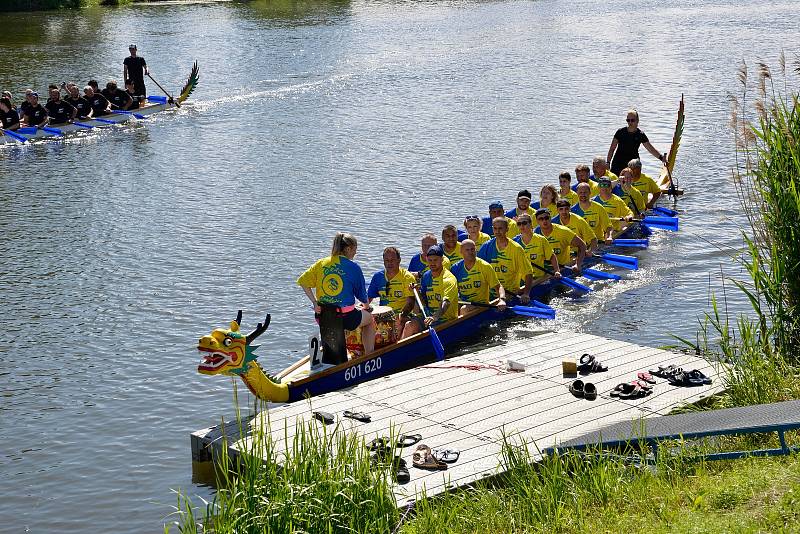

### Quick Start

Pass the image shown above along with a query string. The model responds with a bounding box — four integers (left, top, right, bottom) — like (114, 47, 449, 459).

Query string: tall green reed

(167, 395, 399, 533)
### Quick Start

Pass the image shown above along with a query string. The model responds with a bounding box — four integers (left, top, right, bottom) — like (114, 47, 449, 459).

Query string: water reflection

(244, 0, 352, 23)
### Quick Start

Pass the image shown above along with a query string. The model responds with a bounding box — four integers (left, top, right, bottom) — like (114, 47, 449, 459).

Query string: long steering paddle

(412, 285, 445, 361)
(146, 73, 180, 108)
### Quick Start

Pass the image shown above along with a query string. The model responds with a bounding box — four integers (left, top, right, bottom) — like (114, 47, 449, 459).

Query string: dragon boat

(0, 62, 198, 145)
(195, 96, 686, 404)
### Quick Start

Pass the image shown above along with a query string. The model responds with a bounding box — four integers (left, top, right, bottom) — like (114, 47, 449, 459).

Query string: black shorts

(341, 308, 363, 331)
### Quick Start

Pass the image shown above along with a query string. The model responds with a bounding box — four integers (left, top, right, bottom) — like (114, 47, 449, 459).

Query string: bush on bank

(1, 0, 133, 12)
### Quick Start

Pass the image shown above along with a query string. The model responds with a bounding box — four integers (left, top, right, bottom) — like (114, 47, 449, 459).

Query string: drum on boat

(345, 305, 398, 355)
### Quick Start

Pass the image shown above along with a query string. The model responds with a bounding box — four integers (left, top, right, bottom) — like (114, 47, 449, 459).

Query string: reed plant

(166, 395, 399, 533)
(674, 55, 800, 408)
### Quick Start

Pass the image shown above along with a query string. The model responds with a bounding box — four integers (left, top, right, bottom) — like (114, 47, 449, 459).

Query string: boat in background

(1, 61, 198, 145)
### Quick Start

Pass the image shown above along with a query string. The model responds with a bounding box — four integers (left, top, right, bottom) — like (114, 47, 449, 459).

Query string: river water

(1, 0, 797, 531)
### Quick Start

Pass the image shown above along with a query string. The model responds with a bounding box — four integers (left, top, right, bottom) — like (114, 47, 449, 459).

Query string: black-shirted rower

(84, 86, 110, 117)
(22, 92, 48, 128)
(123, 44, 148, 97)
(65, 84, 92, 119)
(19, 90, 34, 118)
(102, 81, 132, 111)
(45, 88, 76, 125)
(124, 79, 144, 110)
(1, 97, 21, 131)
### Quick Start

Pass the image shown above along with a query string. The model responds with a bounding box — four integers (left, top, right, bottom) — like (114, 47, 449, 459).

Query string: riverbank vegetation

(167, 59, 800, 533)
(1, 0, 133, 12)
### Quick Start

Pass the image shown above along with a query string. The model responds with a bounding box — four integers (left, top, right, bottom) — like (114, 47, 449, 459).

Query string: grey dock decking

(191, 331, 724, 507)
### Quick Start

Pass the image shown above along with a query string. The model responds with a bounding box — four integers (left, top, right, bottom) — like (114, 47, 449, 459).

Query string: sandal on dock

(667, 370, 705, 387)
(398, 433, 422, 447)
(370, 451, 410, 484)
(583, 382, 597, 401)
(637, 372, 656, 384)
(578, 353, 608, 374)
(413, 444, 447, 470)
(569, 379, 585, 398)
(433, 449, 460, 464)
(650, 364, 681, 378)
(343, 410, 371, 423)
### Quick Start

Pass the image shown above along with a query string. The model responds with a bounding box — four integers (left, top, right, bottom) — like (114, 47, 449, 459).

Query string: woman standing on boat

(607, 109, 667, 176)
(298, 232, 376, 357)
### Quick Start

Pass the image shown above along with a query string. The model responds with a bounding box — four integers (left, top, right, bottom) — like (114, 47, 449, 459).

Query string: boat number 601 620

(344, 358, 382, 382)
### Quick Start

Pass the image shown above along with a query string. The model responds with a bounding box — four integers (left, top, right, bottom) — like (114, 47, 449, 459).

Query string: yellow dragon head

(197, 311, 270, 376)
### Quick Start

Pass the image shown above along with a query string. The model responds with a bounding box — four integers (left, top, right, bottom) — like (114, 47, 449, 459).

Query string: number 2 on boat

(309, 335, 322, 368)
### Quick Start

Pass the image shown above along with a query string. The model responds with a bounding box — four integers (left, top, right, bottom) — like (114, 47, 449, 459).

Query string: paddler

(19, 90, 35, 119)
(594, 176, 633, 232)
(557, 172, 579, 206)
(64, 84, 92, 119)
(84, 86, 111, 117)
(572, 164, 599, 196)
(607, 108, 667, 176)
(0, 97, 21, 131)
(20, 92, 48, 128)
(505, 189, 535, 220)
(572, 182, 613, 244)
(463, 215, 491, 247)
(513, 213, 561, 285)
(532, 185, 559, 217)
(298, 232, 376, 359)
(628, 158, 663, 208)
(451, 239, 506, 312)
(102, 80, 133, 111)
(441, 225, 463, 262)
(613, 167, 646, 216)
(481, 201, 519, 238)
(477, 217, 533, 304)
(535, 208, 586, 275)
(408, 233, 452, 276)
(590, 156, 618, 182)
(44, 88, 76, 125)
(367, 246, 416, 338)
(402, 244, 459, 337)
(125, 79, 145, 110)
(553, 199, 597, 255)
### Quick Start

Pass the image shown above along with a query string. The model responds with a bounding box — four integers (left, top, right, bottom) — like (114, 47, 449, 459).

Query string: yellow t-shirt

(297, 255, 366, 307)
(504, 217, 520, 239)
(477, 238, 534, 293)
(369, 268, 416, 313)
(574, 180, 599, 196)
(558, 213, 595, 247)
(616, 185, 646, 215)
(513, 233, 554, 271)
(421, 268, 459, 321)
(467, 232, 492, 247)
(443, 242, 463, 262)
(450, 258, 500, 304)
(537, 223, 578, 265)
(571, 201, 612, 240)
(633, 172, 661, 197)
(594, 194, 634, 231)
(560, 189, 579, 206)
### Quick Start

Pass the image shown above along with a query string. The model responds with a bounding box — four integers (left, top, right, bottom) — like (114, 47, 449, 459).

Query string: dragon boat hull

(275, 305, 503, 403)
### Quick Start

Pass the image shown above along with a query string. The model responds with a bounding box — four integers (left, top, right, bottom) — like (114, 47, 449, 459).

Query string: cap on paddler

(488, 200, 504, 210)
(426, 244, 444, 257)
(517, 189, 532, 200)
(30, 91, 39, 98)
(129, 43, 137, 49)
(598, 176, 612, 187)
(535, 208, 551, 218)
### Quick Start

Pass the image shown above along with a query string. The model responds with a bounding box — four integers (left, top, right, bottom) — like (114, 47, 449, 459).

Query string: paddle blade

(510, 306, 556, 319)
(652, 206, 678, 217)
(643, 216, 679, 231)
(92, 118, 118, 124)
(428, 327, 445, 361)
(73, 121, 94, 129)
(582, 268, 622, 281)
(3, 130, 28, 143)
(41, 127, 63, 136)
(613, 238, 649, 248)
(599, 253, 638, 270)
(531, 300, 555, 312)
(557, 276, 592, 293)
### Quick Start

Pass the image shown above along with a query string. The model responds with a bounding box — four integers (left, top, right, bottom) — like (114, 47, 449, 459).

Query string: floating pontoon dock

(191, 331, 723, 507)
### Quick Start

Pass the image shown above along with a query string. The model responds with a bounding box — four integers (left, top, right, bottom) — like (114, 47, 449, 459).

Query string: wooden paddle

(146, 73, 180, 108)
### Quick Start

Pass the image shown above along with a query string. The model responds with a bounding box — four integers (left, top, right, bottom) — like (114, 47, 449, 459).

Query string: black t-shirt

(103, 88, 131, 110)
(88, 93, 110, 116)
(126, 90, 141, 109)
(66, 96, 91, 118)
(1, 109, 20, 128)
(24, 104, 48, 126)
(45, 100, 76, 124)
(123, 56, 147, 83)
(611, 127, 649, 170)
(19, 101, 33, 117)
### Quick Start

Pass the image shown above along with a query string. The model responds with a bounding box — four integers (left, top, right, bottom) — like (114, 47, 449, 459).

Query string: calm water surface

(1, 0, 798, 531)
